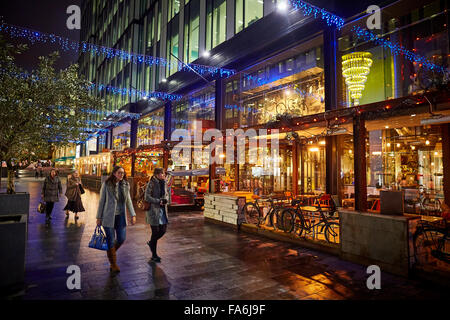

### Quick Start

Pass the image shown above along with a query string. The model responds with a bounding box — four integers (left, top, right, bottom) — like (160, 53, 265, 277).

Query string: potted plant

(0, 36, 104, 294)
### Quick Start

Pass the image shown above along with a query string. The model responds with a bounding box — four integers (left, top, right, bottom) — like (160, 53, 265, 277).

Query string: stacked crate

(204, 193, 239, 225)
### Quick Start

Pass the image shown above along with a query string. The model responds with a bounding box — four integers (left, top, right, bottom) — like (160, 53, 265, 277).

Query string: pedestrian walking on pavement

(64, 171, 85, 220)
(34, 164, 39, 179)
(96, 166, 136, 274)
(144, 167, 169, 263)
(41, 168, 63, 224)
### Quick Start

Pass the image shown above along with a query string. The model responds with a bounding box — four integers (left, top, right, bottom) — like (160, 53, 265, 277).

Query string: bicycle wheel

(270, 208, 286, 231)
(413, 227, 447, 266)
(243, 203, 261, 226)
(280, 209, 297, 233)
(324, 222, 340, 244)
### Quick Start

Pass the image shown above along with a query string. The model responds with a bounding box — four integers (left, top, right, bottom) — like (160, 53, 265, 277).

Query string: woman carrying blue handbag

(96, 166, 136, 274)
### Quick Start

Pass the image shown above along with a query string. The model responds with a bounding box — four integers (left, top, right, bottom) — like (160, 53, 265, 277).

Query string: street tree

(0, 36, 104, 193)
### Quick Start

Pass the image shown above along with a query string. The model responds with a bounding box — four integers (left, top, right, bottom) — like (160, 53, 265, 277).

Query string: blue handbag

(88, 226, 109, 251)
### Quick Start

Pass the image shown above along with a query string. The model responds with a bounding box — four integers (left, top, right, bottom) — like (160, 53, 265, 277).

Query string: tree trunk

(7, 168, 15, 194)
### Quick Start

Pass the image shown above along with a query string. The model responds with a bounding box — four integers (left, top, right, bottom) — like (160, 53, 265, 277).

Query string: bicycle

(280, 194, 340, 243)
(243, 195, 287, 231)
(413, 219, 449, 266)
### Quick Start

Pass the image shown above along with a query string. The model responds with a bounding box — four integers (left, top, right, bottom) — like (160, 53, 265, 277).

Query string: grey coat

(144, 176, 169, 226)
(42, 176, 63, 202)
(96, 180, 136, 228)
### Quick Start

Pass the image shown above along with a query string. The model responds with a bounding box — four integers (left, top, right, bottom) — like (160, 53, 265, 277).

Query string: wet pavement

(1, 177, 449, 300)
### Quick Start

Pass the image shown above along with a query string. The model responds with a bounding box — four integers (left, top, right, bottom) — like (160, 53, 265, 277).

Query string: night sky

(0, 0, 81, 71)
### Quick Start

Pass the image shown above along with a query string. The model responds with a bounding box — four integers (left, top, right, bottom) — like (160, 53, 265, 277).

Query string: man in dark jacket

(144, 167, 169, 262)
(41, 169, 62, 224)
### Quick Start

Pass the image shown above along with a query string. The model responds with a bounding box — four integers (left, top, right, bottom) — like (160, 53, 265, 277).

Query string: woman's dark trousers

(45, 202, 55, 221)
(149, 224, 167, 257)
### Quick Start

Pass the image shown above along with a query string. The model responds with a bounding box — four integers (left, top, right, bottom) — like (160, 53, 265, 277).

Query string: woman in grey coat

(96, 166, 136, 274)
(41, 169, 62, 224)
(144, 167, 169, 263)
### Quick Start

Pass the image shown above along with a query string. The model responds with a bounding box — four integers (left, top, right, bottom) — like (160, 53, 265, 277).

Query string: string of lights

(0, 68, 182, 101)
(80, 108, 141, 120)
(90, 84, 182, 101)
(0, 22, 236, 77)
(288, 0, 345, 29)
(351, 25, 446, 73)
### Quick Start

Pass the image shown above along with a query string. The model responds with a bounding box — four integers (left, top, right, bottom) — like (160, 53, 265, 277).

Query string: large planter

(0, 192, 29, 294)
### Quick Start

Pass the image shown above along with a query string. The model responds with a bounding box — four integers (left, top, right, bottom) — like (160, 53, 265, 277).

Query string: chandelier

(342, 52, 373, 106)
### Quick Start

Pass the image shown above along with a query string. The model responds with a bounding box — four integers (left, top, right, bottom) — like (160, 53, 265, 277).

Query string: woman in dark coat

(144, 167, 169, 263)
(64, 171, 85, 220)
(41, 169, 62, 224)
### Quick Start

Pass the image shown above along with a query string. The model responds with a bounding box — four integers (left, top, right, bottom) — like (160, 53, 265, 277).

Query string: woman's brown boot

(106, 248, 120, 273)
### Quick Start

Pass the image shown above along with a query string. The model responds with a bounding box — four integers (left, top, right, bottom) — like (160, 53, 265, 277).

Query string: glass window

(224, 37, 325, 129)
(171, 84, 215, 134)
(235, 0, 244, 33)
(166, 21, 179, 77)
(337, 0, 448, 108)
(184, 0, 200, 63)
(363, 121, 445, 216)
(146, 13, 154, 48)
(168, 0, 180, 22)
(137, 108, 165, 147)
(206, 0, 227, 51)
(236, 0, 264, 34)
(157, 9, 161, 42)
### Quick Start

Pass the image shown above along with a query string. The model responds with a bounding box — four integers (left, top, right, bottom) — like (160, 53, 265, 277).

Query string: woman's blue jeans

(104, 214, 126, 249)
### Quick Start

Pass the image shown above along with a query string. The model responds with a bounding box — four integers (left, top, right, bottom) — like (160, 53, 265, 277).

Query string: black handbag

(79, 184, 85, 195)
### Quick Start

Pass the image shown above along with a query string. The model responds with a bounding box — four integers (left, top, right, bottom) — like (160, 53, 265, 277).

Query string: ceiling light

(202, 51, 210, 58)
(277, 1, 288, 11)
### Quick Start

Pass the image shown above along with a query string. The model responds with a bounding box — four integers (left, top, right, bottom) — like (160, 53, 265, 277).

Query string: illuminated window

(184, 0, 200, 63)
(206, 0, 227, 51)
(236, 0, 263, 34)
(168, 0, 180, 22)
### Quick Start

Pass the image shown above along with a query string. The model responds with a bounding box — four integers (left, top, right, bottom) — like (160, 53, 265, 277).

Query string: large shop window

(364, 118, 445, 216)
(206, 0, 227, 51)
(337, 0, 448, 108)
(137, 108, 164, 147)
(170, 85, 215, 192)
(224, 37, 324, 129)
(171, 84, 215, 134)
(184, 0, 200, 63)
(235, 0, 264, 34)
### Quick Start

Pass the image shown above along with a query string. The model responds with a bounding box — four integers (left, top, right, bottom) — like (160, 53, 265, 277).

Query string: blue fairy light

(0, 22, 235, 77)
